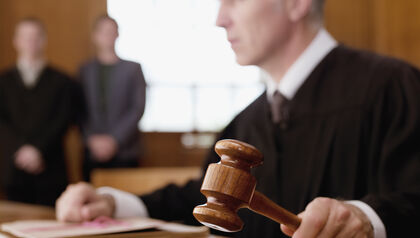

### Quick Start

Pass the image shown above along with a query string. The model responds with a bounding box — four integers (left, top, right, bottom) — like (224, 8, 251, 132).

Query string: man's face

(13, 22, 46, 58)
(93, 19, 119, 51)
(216, 0, 292, 67)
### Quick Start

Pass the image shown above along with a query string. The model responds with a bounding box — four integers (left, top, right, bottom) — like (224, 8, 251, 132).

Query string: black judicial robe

(0, 66, 73, 206)
(141, 45, 420, 238)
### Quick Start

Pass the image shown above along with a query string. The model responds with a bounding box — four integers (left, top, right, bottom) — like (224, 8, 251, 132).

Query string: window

(108, 0, 265, 132)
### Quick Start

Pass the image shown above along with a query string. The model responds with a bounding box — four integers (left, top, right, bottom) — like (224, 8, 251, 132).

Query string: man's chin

(235, 56, 254, 66)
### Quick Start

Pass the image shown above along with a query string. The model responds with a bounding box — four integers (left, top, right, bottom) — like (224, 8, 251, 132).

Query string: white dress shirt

(97, 186, 149, 218)
(16, 58, 46, 89)
(98, 28, 386, 238)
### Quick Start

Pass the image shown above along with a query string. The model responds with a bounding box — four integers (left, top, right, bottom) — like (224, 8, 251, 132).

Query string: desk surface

(0, 201, 221, 238)
(0, 201, 55, 223)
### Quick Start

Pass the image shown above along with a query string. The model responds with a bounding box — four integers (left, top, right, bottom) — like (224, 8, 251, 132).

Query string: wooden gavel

(193, 139, 301, 232)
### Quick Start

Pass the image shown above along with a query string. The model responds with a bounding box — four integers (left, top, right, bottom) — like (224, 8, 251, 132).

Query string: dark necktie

(270, 90, 289, 126)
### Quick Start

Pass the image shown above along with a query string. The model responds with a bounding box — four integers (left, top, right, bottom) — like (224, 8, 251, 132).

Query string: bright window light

(108, 0, 265, 132)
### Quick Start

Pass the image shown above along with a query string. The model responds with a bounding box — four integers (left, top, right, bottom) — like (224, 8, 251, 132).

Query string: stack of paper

(1, 216, 209, 238)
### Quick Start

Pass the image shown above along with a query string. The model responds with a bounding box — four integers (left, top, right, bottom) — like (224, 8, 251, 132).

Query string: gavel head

(193, 139, 263, 232)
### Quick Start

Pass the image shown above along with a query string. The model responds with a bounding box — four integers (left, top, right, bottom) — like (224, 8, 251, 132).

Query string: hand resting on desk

(56, 182, 115, 222)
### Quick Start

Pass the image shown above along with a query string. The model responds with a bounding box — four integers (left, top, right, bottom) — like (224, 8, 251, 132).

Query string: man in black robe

(0, 18, 73, 206)
(56, 0, 419, 237)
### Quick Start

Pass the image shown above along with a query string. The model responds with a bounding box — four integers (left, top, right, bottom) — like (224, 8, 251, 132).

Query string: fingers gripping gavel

(193, 139, 301, 232)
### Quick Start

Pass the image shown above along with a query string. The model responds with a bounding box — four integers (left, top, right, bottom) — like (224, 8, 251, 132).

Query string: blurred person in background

(0, 17, 73, 206)
(79, 15, 146, 181)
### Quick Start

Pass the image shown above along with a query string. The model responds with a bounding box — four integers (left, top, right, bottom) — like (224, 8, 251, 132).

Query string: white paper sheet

(1, 216, 162, 238)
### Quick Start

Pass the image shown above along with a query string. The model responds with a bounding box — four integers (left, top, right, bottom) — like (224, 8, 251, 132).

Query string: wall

(370, 0, 420, 66)
(141, 132, 214, 167)
(0, 0, 107, 74)
(325, 0, 420, 67)
(3, 1, 418, 75)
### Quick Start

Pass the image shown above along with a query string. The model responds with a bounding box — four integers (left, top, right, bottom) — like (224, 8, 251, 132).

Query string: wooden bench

(91, 167, 202, 195)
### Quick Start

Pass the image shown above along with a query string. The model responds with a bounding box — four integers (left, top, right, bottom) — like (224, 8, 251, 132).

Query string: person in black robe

(140, 44, 420, 238)
(55, 0, 419, 237)
(0, 18, 73, 206)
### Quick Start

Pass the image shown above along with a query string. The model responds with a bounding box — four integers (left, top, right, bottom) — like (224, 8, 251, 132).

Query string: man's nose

(215, 1, 231, 29)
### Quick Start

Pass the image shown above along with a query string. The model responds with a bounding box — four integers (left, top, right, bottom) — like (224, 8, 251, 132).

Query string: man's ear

(285, 0, 313, 22)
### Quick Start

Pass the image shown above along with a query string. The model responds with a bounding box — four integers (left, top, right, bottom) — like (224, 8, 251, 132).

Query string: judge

(56, 0, 420, 237)
(0, 18, 73, 206)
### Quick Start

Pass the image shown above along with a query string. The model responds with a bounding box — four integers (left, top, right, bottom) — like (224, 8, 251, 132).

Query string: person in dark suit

(79, 15, 146, 181)
(56, 1, 419, 237)
(0, 17, 73, 206)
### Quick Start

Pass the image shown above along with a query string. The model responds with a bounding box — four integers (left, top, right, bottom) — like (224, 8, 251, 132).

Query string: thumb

(280, 224, 294, 237)
(280, 212, 303, 237)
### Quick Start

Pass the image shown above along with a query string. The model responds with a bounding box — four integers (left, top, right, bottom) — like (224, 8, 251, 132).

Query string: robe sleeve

(362, 63, 420, 237)
(0, 78, 24, 165)
(0, 82, 21, 144)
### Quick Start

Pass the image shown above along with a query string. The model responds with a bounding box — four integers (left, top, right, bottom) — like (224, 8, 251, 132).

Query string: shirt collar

(266, 28, 338, 101)
(16, 58, 46, 88)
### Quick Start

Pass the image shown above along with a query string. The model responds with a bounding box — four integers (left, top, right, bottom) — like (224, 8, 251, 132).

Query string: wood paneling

(370, 0, 420, 66)
(64, 127, 84, 183)
(0, 0, 107, 74)
(141, 132, 212, 167)
(65, 131, 211, 183)
(3, 1, 419, 72)
(325, 0, 420, 67)
(325, 0, 372, 50)
(91, 167, 202, 195)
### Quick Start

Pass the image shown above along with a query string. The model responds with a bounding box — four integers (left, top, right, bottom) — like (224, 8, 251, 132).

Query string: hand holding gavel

(193, 139, 301, 232)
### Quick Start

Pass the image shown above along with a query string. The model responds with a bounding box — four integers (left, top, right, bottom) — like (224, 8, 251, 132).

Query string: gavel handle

(248, 191, 301, 232)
